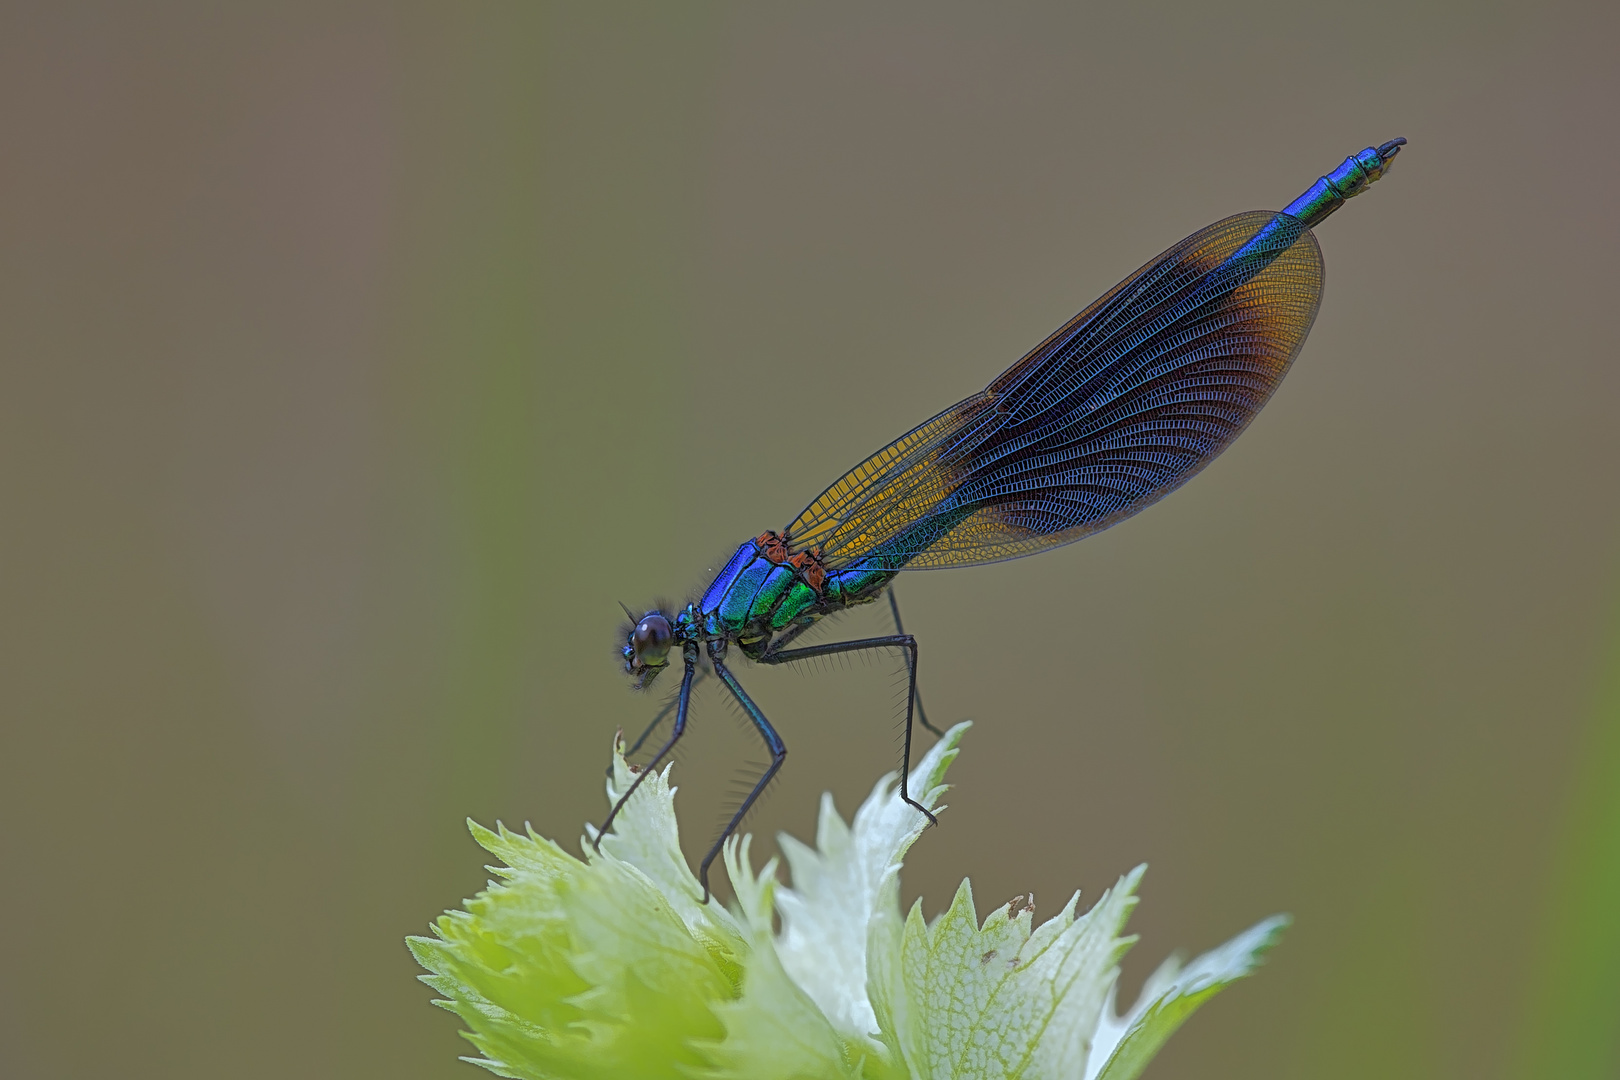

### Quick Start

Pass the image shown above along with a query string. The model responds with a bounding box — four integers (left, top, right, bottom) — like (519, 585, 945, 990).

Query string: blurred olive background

(4, 3, 1618, 1078)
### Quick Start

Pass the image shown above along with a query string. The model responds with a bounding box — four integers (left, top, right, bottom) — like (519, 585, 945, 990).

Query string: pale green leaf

(694, 837, 867, 1080)
(1087, 914, 1290, 1080)
(880, 868, 1141, 1080)
(410, 776, 746, 1078)
(776, 723, 971, 1047)
(409, 717, 1290, 1080)
(590, 734, 747, 961)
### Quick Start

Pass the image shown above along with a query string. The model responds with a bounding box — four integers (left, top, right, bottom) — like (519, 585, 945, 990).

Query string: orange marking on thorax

(757, 530, 827, 594)
(756, 530, 791, 563)
(789, 547, 828, 594)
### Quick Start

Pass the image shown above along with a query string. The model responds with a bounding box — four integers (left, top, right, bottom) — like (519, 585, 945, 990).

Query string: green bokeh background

(3, 4, 1617, 1078)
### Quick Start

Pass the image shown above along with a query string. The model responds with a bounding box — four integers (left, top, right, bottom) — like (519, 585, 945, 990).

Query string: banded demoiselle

(602, 139, 1407, 897)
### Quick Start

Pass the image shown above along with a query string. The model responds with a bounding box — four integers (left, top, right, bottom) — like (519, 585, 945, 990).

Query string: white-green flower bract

(409, 723, 1288, 1079)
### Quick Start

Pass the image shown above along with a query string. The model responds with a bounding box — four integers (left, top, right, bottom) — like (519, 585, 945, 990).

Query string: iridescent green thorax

(686, 533, 902, 657)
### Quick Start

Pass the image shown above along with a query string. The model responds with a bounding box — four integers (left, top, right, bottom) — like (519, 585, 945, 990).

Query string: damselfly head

(623, 610, 673, 690)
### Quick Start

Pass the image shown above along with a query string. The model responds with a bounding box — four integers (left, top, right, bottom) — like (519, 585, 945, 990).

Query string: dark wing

(784, 211, 1325, 570)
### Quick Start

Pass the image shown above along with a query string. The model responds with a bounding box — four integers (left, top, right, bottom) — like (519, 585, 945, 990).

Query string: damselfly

(604, 139, 1407, 897)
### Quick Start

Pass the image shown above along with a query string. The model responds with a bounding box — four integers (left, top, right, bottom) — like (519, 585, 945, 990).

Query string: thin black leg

(760, 632, 938, 829)
(592, 644, 697, 853)
(609, 668, 707, 777)
(702, 644, 787, 902)
(758, 617, 815, 654)
(887, 587, 943, 737)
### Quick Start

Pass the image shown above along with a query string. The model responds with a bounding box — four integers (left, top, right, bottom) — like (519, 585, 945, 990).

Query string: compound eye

(632, 614, 673, 665)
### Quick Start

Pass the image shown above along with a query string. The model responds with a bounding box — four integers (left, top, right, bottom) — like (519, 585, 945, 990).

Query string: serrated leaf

(410, 716, 1290, 1080)
(775, 723, 970, 1047)
(1087, 914, 1290, 1080)
(592, 735, 748, 960)
(692, 837, 866, 1080)
(881, 868, 1141, 1080)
